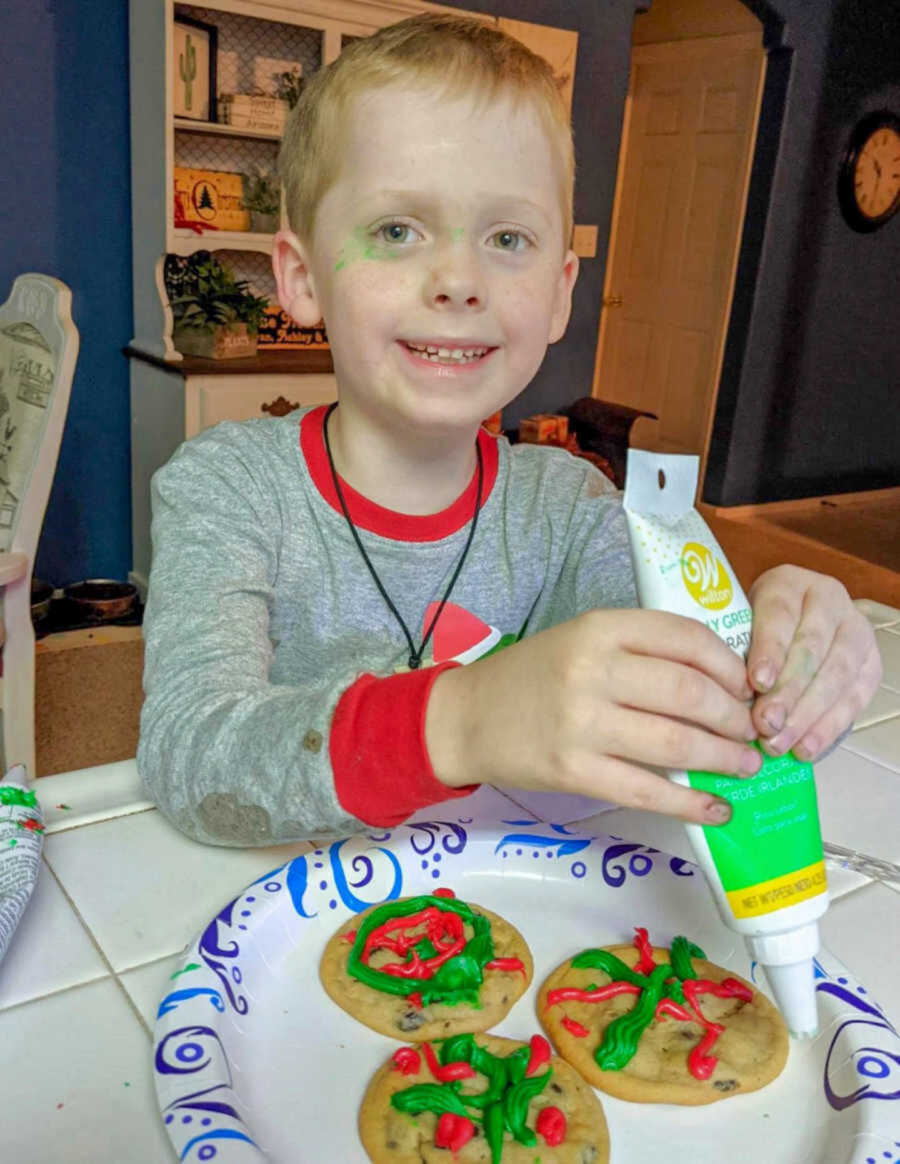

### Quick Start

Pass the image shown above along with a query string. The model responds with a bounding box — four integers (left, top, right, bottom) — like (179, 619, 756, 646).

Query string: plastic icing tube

(0, 766, 44, 968)
(622, 450, 828, 1038)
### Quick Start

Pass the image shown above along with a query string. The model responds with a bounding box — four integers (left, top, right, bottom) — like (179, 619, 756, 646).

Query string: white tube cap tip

(746, 924, 820, 1038)
(762, 958, 819, 1038)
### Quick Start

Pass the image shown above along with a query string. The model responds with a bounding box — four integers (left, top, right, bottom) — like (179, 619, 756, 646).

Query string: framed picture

(173, 16, 217, 122)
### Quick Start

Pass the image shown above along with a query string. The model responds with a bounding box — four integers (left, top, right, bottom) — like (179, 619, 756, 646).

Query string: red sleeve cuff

(330, 663, 478, 827)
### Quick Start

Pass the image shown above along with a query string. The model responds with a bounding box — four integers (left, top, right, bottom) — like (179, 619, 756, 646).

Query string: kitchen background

(1, 0, 898, 589)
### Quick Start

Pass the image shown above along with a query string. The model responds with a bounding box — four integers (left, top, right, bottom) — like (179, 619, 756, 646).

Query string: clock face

(853, 125, 900, 221)
(839, 110, 900, 232)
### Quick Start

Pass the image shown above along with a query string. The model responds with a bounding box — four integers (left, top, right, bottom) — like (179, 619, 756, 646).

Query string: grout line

(0, 973, 114, 1018)
(851, 712, 900, 732)
(839, 738, 900, 775)
(40, 858, 154, 1039)
(823, 876, 885, 909)
(44, 804, 157, 837)
(482, 787, 542, 821)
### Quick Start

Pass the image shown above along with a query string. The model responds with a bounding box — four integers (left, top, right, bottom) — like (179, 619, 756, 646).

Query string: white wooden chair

(0, 274, 79, 783)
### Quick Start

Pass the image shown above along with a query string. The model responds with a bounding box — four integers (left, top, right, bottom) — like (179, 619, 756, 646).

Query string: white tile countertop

(2, 600, 899, 1162)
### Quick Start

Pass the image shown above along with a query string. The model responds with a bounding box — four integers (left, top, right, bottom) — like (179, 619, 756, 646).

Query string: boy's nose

(425, 246, 486, 310)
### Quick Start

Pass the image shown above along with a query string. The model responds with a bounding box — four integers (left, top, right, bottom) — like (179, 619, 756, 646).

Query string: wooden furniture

(700, 488, 900, 606)
(563, 396, 657, 489)
(0, 274, 79, 781)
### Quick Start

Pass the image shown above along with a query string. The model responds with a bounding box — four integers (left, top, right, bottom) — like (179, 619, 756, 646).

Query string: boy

(139, 15, 880, 847)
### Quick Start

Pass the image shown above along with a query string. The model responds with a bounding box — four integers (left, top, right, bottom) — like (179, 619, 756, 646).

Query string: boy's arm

(559, 473, 880, 763)
(423, 468, 879, 820)
(138, 427, 472, 847)
(425, 606, 761, 823)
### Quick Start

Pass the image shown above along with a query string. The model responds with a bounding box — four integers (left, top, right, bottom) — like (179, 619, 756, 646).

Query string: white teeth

(404, 341, 489, 364)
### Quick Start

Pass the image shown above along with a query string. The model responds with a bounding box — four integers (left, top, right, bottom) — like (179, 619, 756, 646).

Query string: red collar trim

(300, 405, 499, 542)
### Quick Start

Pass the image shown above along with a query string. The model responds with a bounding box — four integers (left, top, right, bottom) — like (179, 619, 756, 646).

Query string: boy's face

(274, 82, 578, 438)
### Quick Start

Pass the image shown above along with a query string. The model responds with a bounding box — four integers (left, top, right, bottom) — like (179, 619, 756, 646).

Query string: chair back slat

(0, 274, 79, 781)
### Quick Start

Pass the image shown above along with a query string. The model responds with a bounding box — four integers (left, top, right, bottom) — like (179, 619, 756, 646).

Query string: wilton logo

(680, 542, 733, 610)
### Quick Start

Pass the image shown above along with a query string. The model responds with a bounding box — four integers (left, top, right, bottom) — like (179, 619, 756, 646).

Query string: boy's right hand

(425, 609, 763, 824)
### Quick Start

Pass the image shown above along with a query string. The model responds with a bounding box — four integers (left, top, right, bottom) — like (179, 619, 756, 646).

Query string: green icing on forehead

(450, 227, 464, 243)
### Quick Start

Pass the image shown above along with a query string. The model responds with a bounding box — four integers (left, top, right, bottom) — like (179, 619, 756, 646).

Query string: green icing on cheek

(334, 226, 401, 270)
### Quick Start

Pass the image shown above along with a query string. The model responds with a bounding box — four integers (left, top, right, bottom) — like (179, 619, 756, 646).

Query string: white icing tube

(623, 450, 828, 1038)
(0, 765, 44, 967)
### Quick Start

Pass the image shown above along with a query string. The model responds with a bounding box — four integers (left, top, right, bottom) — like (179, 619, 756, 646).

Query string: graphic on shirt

(424, 601, 518, 665)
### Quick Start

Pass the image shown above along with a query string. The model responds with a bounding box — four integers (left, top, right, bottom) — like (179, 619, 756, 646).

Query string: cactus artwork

(180, 34, 197, 111)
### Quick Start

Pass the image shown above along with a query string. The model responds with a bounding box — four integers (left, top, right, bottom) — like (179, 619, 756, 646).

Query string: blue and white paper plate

(154, 814, 900, 1163)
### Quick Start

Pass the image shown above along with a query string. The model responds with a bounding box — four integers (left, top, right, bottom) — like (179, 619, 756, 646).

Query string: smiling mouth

(401, 340, 494, 365)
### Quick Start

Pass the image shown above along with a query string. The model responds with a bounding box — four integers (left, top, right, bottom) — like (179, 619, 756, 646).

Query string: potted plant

(273, 66, 304, 109)
(241, 165, 281, 233)
(166, 252, 269, 359)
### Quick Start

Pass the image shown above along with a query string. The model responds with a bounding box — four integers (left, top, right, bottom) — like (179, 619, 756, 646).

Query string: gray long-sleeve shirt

(138, 405, 636, 846)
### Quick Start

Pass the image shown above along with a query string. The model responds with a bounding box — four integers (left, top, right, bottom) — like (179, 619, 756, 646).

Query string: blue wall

(0, 0, 133, 586)
(706, 0, 900, 503)
(1, 0, 897, 585)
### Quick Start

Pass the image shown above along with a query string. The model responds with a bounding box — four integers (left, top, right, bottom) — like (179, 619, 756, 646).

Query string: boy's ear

(548, 249, 579, 344)
(272, 229, 323, 327)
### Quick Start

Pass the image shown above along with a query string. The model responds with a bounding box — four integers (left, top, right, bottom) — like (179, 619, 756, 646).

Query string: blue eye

(491, 230, 528, 252)
(377, 222, 416, 244)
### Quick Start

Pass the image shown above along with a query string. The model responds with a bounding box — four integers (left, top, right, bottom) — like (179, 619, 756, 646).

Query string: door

(592, 34, 766, 461)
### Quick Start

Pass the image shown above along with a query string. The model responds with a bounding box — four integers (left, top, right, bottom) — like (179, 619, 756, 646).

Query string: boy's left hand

(746, 565, 882, 761)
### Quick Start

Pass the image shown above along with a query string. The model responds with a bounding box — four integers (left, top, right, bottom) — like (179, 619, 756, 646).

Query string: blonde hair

(278, 13, 574, 245)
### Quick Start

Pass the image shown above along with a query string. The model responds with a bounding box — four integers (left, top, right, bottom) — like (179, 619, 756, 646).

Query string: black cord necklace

(322, 402, 484, 671)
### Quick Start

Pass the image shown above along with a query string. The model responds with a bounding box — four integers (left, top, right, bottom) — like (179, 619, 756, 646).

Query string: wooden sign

(257, 306, 329, 349)
(173, 167, 249, 232)
(219, 94, 288, 134)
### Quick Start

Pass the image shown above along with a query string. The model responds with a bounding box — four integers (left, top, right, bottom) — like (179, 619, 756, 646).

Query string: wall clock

(838, 109, 900, 233)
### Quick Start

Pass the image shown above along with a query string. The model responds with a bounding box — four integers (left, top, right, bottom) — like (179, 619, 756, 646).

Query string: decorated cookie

(320, 890, 533, 1040)
(359, 1032, 610, 1163)
(538, 926, 789, 1105)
